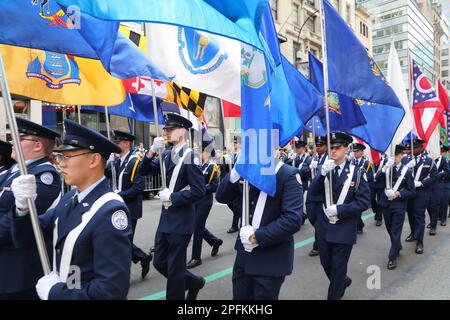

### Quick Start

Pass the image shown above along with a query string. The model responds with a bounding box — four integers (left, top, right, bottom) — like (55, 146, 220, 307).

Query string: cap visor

(53, 145, 83, 152)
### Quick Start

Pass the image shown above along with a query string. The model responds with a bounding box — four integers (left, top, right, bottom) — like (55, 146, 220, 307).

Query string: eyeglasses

(54, 151, 93, 164)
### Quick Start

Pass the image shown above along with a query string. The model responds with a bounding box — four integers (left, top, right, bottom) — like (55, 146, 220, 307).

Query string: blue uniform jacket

(198, 162, 219, 205)
(0, 157, 61, 294)
(433, 156, 450, 188)
(286, 153, 312, 191)
(138, 145, 206, 235)
(106, 152, 144, 220)
(11, 179, 132, 300)
(411, 153, 438, 191)
(215, 163, 303, 277)
(375, 164, 416, 209)
(309, 160, 370, 245)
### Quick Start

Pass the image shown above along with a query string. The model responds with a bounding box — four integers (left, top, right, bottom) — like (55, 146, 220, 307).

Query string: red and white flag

(122, 76, 168, 98)
(437, 79, 449, 128)
(410, 59, 444, 142)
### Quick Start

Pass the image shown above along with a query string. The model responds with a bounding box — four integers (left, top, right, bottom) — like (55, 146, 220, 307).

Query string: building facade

(358, 0, 437, 90)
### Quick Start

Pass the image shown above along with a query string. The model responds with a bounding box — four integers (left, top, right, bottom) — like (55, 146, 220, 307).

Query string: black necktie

(71, 195, 79, 210)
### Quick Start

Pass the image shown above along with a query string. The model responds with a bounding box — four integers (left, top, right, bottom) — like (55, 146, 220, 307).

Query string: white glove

(113, 189, 120, 194)
(309, 160, 318, 170)
(11, 175, 37, 211)
(36, 272, 62, 300)
(384, 189, 397, 200)
(108, 153, 116, 163)
(321, 159, 336, 176)
(323, 205, 339, 224)
(158, 188, 172, 202)
(407, 159, 416, 169)
(230, 167, 241, 183)
(150, 137, 165, 153)
(347, 152, 355, 161)
(385, 157, 395, 168)
(414, 181, 423, 188)
(240, 225, 258, 252)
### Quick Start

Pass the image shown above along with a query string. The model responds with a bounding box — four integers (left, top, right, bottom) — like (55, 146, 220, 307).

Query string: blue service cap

(295, 139, 307, 148)
(352, 142, 366, 151)
(16, 117, 60, 140)
(315, 136, 327, 145)
(55, 120, 121, 159)
(202, 139, 216, 157)
(113, 130, 136, 141)
(163, 113, 192, 130)
(330, 132, 353, 148)
(404, 137, 426, 147)
(395, 144, 407, 155)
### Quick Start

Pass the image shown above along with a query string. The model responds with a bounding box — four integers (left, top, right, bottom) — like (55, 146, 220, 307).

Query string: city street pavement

(128, 199, 450, 300)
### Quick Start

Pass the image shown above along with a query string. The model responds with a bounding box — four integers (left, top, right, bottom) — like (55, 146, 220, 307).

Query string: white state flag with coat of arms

(145, 23, 241, 106)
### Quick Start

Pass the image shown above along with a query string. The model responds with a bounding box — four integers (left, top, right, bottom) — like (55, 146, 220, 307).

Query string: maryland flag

(165, 82, 207, 117)
(0, 44, 125, 106)
(120, 25, 207, 118)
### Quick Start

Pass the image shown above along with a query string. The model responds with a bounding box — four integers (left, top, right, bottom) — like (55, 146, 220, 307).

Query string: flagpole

(0, 52, 51, 275)
(104, 106, 118, 191)
(77, 105, 81, 124)
(407, 52, 414, 158)
(150, 78, 167, 189)
(319, 0, 333, 206)
(312, 118, 317, 178)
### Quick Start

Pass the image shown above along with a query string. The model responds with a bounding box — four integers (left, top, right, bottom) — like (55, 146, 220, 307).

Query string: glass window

(346, 4, 351, 24)
(293, 41, 301, 62)
(443, 60, 449, 67)
(305, 15, 316, 33)
(443, 49, 449, 56)
(292, 4, 299, 26)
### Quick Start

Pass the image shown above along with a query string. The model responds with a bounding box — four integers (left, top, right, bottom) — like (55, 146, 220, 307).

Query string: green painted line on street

(139, 212, 375, 300)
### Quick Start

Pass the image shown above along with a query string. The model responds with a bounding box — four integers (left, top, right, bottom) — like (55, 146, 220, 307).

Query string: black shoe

(227, 227, 238, 234)
(186, 259, 202, 269)
(429, 229, 436, 236)
(357, 229, 363, 234)
(426, 223, 431, 229)
(415, 242, 424, 254)
(405, 234, 415, 242)
(186, 276, 206, 300)
(150, 246, 155, 253)
(375, 220, 382, 227)
(141, 254, 152, 279)
(301, 214, 307, 225)
(387, 260, 397, 270)
(341, 276, 352, 298)
(211, 239, 223, 257)
(441, 221, 447, 226)
(309, 249, 320, 257)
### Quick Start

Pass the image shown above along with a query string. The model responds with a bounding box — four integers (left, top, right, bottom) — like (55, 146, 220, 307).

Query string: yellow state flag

(0, 44, 125, 106)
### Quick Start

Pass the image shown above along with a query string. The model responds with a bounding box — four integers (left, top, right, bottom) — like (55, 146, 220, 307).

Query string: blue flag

(308, 51, 404, 152)
(83, 94, 165, 123)
(273, 56, 323, 146)
(308, 53, 366, 130)
(56, 0, 269, 53)
(0, 0, 168, 80)
(324, 0, 403, 107)
(305, 116, 327, 137)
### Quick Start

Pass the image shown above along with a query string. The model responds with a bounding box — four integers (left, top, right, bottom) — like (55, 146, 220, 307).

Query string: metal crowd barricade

(144, 173, 163, 193)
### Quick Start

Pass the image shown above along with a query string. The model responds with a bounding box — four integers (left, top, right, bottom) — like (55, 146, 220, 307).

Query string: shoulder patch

(40, 172, 54, 185)
(111, 210, 128, 231)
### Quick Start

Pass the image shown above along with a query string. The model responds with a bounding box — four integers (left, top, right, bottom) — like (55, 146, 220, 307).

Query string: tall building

(439, 0, 450, 21)
(271, 0, 373, 76)
(358, 0, 436, 91)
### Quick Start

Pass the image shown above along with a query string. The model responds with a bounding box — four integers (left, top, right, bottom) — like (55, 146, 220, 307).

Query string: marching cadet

(286, 139, 311, 224)
(0, 118, 61, 300)
(227, 136, 241, 234)
(309, 132, 370, 300)
(187, 139, 223, 269)
(426, 145, 450, 233)
(0, 140, 15, 181)
(9, 119, 132, 300)
(109, 130, 152, 279)
(139, 113, 206, 300)
(351, 142, 376, 231)
(404, 137, 437, 254)
(438, 146, 450, 226)
(306, 135, 328, 257)
(215, 155, 303, 300)
(375, 145, 415, 270)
